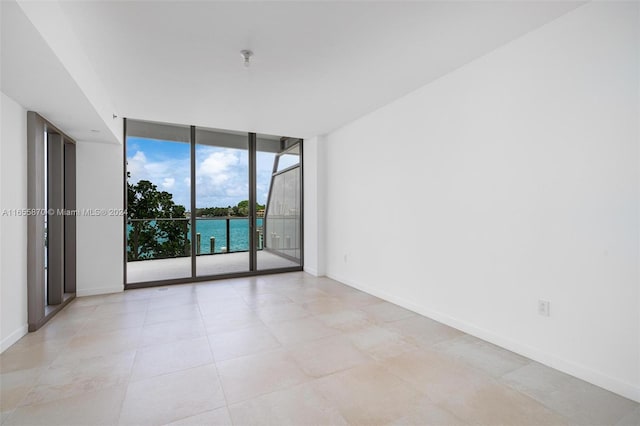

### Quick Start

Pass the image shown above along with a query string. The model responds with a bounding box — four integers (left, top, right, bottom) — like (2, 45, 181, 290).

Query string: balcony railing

(127, 217, 264, 261)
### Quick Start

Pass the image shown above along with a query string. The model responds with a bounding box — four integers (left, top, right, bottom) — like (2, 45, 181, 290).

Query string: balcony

(127, 217, 300, 283)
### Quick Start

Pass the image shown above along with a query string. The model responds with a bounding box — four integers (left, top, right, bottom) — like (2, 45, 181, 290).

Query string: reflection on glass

(257, 139, 302, 270)
(266, 167, 300, 259)
(276, 146, 300, 172)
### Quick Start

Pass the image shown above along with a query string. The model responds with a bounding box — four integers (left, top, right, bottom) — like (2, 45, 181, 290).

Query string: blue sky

(127, 137, 276, 208)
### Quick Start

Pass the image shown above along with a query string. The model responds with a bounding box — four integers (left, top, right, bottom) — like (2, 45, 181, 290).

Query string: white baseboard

(77, 286, 123, 297)
(327, 272, 640, 403)
(1, 324, 28, 353)
(304, 266, 321, 277)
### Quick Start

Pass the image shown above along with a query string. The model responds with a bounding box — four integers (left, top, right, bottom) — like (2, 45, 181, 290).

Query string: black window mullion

(190, 126, 196, 277)
(249, 133, 257, 271)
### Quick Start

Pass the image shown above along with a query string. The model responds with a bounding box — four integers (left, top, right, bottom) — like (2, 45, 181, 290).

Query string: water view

(127, 217, 263, 258)
(194, 217, 263, 254)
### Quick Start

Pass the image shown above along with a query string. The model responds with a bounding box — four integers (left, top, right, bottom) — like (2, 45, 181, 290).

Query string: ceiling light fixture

(240, 49, 253, 68)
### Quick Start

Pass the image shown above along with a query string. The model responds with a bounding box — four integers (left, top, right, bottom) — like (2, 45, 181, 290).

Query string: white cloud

(195, 148, 249, 207)
(127, 149, 190, 206)
(198, 150, 239, 185)
(162, 177, 175, 190)
(226, 183, 248, 197)
(127, 151, 147, 177)
(127, 144, 279, 209)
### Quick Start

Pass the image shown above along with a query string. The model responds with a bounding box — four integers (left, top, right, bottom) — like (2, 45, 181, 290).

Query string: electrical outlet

(538, 300, 550, 317)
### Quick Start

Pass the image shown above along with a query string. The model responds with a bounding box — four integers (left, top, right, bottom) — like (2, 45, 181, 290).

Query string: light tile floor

(1, 272, 638, 426)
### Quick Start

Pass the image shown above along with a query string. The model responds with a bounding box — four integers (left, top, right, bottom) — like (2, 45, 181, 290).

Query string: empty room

(0, 1, 638, 425)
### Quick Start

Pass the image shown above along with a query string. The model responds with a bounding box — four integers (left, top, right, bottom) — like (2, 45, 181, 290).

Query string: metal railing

(127, 217, 264, 261)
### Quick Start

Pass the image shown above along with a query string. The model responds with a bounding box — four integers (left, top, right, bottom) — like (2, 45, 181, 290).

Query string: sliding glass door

(195, 128, 250, 276)
(256, 136, 302, 270)
(124, 119, 302, 287)
(125, 121, 192, 284)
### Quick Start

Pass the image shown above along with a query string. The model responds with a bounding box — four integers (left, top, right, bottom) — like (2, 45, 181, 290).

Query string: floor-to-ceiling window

(124, 119, 303, 287)
(125, 121, 192, 283)
(257, 136, 302, 270)
(195, 127, 250, 276)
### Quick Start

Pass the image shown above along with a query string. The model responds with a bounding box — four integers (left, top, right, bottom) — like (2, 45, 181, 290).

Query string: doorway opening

(27, 112, 76, 331)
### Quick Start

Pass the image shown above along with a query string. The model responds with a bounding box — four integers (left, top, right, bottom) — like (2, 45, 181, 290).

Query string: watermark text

(2, 208, 127, 217)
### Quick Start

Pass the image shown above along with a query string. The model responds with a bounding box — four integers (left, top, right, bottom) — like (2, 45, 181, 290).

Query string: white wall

(303, 136, 327, 276)
(0, 92, 28, 352)
(75, 141, 124, 296)
(322, 2, 639, 401)
(0, 94, 123, 352)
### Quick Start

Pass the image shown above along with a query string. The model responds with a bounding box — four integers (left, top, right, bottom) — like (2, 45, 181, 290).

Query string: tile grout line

(3, 301, 89, 416)
(197, 297, 235, 425)
(2, 297, 137, 424)
(114, 296, 151, 425)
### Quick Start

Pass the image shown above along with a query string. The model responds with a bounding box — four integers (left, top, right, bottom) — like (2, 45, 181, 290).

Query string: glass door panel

(125, 121, 192, 283)
(195, 128, 250, 276)
(256, 137, 302, 270)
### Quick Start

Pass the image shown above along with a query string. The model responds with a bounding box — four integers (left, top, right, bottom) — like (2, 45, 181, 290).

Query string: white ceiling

(1, 1, 120, 143)
(4, 1, 584, 140)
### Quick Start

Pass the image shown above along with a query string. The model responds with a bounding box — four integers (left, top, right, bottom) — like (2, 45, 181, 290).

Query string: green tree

(237, 200, 249, 216)
(197, 206, 230, 217)
(235, 200, 265, 217)
(127, 176, 190, 261)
